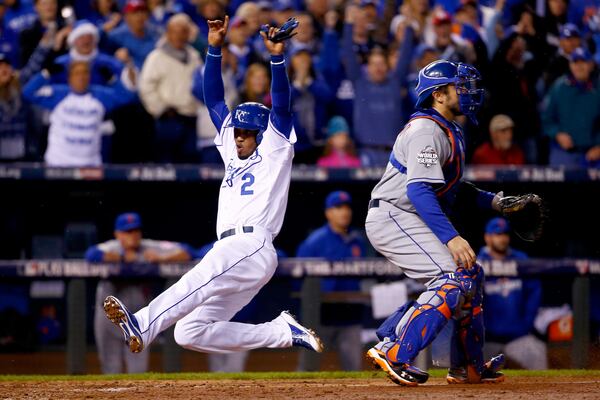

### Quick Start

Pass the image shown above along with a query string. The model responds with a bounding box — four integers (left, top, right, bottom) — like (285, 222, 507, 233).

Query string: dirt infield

(2, 375, 600, 400)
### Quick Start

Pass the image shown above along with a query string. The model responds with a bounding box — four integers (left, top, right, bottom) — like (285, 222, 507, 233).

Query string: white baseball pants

(133, 227, 292, 353)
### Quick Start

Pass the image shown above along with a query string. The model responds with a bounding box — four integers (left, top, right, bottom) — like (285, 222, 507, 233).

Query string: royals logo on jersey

(224, 152, 263, 187)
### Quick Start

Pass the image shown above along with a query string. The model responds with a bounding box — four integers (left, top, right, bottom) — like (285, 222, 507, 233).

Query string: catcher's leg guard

(447, 264, 504, 384)
(383, 280, 464, 366)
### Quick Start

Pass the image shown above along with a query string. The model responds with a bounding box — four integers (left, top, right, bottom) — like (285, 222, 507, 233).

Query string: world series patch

(416, 146, 438, 167)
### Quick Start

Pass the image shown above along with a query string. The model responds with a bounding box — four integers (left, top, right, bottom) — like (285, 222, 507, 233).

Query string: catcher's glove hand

(260, 17, 299, 43)
(497, 193, 547, 242)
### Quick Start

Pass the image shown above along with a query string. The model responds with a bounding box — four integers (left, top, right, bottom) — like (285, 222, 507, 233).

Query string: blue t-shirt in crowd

(479, 246, 542, 343)
(107, 23, 160, 69)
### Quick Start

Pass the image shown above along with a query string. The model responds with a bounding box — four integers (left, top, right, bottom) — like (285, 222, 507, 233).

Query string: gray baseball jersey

(370, 118, 453, 213)
(366, 116, 463, 286)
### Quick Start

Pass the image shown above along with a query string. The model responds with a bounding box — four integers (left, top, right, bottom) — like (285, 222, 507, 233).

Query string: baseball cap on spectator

(489, 114, 514, 132)
(432, 10, 452, 26)
(325, 191, 352, 209)
(273, 0, 293, 12)
(115, 212, 142, 231)
(67, 20, 99, 48)
(0, 52, 9, 64)
(569, 47, 592, 62)
(560, 23, 580, 38)
(326, 116, 349, 137)
(485, 217, 510, 234)
(123, 0, 147, 14)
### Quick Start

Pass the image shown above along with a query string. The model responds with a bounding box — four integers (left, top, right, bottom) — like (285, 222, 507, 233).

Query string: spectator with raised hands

(342, 4, 415, 166)
(22, 60, 136, 166)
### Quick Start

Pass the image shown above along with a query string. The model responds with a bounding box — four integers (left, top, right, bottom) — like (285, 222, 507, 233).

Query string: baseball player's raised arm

(269, 53, 293, 137)
(203, 45, 229, 132)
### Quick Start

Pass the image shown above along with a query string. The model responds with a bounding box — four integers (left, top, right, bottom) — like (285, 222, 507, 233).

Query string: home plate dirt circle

(2, 376, 600, 400)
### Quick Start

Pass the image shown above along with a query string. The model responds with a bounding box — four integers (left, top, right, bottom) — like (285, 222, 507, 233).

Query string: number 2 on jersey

(241, 173, 255, 195)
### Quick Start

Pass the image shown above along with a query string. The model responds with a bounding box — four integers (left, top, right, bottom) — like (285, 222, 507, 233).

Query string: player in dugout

(85, 212, 194, 374)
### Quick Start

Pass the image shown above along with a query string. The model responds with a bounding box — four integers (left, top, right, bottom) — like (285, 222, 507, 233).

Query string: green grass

(1, 370, 599, 382)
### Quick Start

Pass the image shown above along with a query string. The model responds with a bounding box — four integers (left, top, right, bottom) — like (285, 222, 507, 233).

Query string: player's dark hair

(422, 85, 449, 108)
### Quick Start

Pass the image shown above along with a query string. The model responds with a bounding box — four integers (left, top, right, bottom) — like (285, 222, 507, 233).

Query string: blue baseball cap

(115, 212, 142, 232)
(560, 23, 580, 38)
(485, 217, 510, 234)
(326, 116, 349, 137)
(570, 47, 592, 62)
(325, 191, 352, 209)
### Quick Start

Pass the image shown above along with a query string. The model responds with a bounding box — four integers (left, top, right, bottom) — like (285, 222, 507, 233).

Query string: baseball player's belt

(219, 226, 254, 240)
(369, 199, 380, 209)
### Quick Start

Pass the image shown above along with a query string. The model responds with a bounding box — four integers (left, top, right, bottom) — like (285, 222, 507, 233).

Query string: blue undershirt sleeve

(475, 189, 496, 210)
(269, 54, 293, 138)
(85, 246, 105, 262)
(203, 45, 230, 132)
(407, 181, 459, 245)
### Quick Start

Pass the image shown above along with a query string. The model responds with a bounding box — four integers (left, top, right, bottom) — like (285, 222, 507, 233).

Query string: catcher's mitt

(497, 194, 547, 242)
(260, 17, 299, 43)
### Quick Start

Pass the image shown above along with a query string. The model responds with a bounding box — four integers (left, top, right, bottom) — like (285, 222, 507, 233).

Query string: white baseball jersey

(214, 113, 297, 239)
(45, 92, 105, 167)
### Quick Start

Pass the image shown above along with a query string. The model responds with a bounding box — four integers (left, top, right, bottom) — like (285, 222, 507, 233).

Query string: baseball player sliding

(103, 16, 324, 357)
(365, 60, 524, 386)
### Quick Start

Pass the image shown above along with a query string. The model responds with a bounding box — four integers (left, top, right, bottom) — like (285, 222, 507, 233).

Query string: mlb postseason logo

(417, 146, 438, 167)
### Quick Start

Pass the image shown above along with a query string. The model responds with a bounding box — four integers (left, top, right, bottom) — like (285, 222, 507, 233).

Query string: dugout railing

(0, 258, 597, 374)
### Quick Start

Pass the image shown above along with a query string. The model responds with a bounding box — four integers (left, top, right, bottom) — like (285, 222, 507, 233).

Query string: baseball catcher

(365, 60, 546, 387)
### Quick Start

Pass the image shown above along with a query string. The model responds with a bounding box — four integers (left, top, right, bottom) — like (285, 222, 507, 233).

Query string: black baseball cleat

(366, 347, 429, 386)
(446, 354, 505, 384)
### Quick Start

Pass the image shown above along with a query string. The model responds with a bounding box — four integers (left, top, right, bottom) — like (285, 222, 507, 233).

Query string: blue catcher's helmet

(226, 102, 270, 132)
(415, 60, 484, 124)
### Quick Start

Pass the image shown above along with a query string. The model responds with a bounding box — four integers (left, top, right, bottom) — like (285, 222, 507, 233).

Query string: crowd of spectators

(1, 0, 599, 167)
